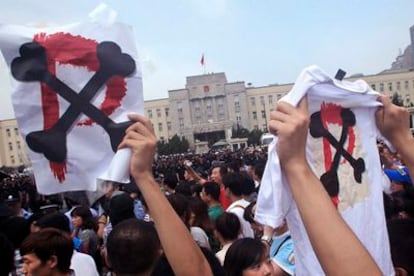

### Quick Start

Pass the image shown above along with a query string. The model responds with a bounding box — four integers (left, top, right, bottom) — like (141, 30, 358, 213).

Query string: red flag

(200, 53, 204, 66)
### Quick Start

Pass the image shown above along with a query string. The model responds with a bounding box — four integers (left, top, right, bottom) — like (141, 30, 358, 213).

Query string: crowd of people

(0, 95, 413, 275)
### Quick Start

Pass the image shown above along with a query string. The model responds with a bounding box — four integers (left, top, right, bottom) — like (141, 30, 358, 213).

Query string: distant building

(410, 24, 414, 68)
(0, 119, 28, 167)
(1, 68, 414, 160)
(388, 24, 414, 71)
(145, 69, 414, 149)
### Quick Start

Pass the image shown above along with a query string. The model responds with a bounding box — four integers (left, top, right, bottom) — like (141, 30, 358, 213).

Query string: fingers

(125, 114, 155, 136)
(297, 96, 308, 115)
(127, 113, 154, 132)
(118, 114, 156, 150)
(376, 95, 391, 106)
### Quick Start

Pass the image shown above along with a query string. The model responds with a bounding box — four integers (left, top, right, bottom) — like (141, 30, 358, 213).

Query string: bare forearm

(134, 172, 212, 276)
(284, 163, 381, 275)
(394, 135, 414, 180)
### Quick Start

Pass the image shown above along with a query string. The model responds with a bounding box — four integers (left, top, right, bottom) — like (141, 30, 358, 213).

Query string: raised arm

(185, 163, 207, 184)
(376, 95, 414, 180)
(119, 114, 212, 276)
(270, 97, 381, 275)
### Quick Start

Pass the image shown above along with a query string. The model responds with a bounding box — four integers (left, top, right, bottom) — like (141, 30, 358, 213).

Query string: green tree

(157, 140, 170, 155)
(157, 135, 189, 155)
(247, 129, 264, 146)
(231, 124, 249, 138)
(391, 92, 404, 106)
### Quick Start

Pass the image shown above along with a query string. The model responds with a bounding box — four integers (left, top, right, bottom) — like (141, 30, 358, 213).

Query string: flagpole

(201, 53, 206, 74)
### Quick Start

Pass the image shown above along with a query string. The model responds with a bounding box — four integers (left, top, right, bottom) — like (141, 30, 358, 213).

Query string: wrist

(281, 158, 310, 177)
(393, 133, 414, 154)
(133, 171, 155, 186)
(261, 235, 273, 245)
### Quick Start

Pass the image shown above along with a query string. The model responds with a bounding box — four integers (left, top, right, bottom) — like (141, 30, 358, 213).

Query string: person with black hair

(106, 218, 161, 275)
(152, 246, 226, 276)
(0, 216, 30, 275)
(168, 194, 211, 250)
(163, 172, 178, 196)
(20, 228, 74, 276)
(224, 238, 275, 276)
(35, 212, 99, 276)
(387, 218, 414, 276)
(119, 114, 212, 275)
(214, 212, 240, 265)
(223, 172, 254, 238)
(70, 206, 99, 265)
(0, 233, 14, 276)
(201, 181, 224, 222)
(210, 164, 231, 210)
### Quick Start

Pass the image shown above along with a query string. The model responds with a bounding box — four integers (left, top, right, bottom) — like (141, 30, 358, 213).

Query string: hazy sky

(0, 0, 413, 120)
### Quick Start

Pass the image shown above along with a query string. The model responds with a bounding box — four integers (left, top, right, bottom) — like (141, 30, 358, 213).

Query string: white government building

(1, 68, 414, 167)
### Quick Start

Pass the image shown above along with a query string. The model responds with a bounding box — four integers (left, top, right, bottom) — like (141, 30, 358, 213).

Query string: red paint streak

(50, 162, 67, 182)
(319, 102, 355, 171)
(319, 102, 356, 208)
(331, 196, 339, 208)
(33, 32, 127, 182)
(320, 102, 342, 171)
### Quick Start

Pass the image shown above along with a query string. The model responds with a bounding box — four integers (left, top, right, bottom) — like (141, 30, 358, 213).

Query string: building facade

(0, 119, 28, 167)
(2, 68, 414, 165)
(145, 69, 414, 149)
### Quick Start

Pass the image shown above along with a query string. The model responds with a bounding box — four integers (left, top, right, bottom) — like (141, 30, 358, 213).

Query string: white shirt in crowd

(255, 65, 394, 275)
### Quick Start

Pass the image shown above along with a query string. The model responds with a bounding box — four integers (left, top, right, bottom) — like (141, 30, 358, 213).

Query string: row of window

(157, 122, 172, 132)
(371, 80, 414, 93)
(8, 155, 23, 165)
(147, 108, 170, 119)
(253, 124, 268, 132)
(249, 94, 283, 106)
(5, 127, 19, 137)
(8, 141, 22, 151)
(252, 111, 267, 120)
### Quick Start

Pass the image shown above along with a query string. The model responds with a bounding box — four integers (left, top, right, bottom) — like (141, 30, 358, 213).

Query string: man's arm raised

(271, 97, 381, 275)
(119, 114, 212, 276)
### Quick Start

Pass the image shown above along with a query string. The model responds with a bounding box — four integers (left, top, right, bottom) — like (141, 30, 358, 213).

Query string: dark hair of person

(107, 218, 161, 275)
(0, 233, 14, 275)
(36, 212, 71, 234)
(188, 197, 214, 234)
(0, 216, 30, 249)
(240, 173, 255, 196)
(167, 194, 190, 227)
(203, 182, 220, 201)
(175, 182, 192, 197)
(210, 164, 228, 177)
(20, 228, 73, 273)
(109, 193, 135, 227)
(387, 218, 414, 275)
(164, 172, 178, 190)
(215, 212, 240, 241)
(191, 183, 203, 198)
(228, 159, 241, 173)
(243, 201, 256, 224)
(27, 212, 44, 227)
(254, 162, 266, 181)
(70, 206, 97, 231)
(222, 172, 243, 196)
(152, 246, 225, 276)
(223, 238, 267, 276)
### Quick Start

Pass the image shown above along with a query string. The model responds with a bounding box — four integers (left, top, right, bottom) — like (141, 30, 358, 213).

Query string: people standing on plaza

(223, 172, 254, 238)
(214, 212, 241, 265)
(200, 181, 224, 222)
(20, 228, 74, 276)
(210, 165, 231, 210)
(118, 113, 213, 275)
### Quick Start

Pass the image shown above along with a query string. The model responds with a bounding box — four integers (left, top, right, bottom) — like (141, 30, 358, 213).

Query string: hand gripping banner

(0, 15, 143, 194)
